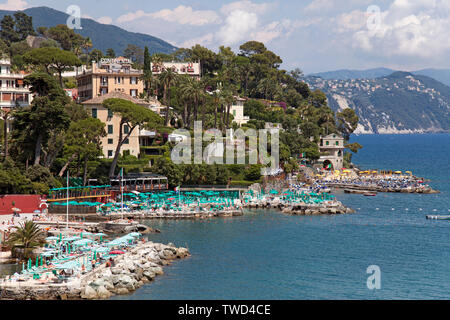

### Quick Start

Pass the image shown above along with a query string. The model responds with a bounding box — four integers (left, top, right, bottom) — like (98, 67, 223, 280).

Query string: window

(108, 109, 113, 118)
(336, 141, 339, 146)
(326, 141, 329, 146)
(130, 89, 137, 97)
(124, 125, 129, 134)
(108, 125, 113, 134)
(92, 108, 97, 118)
(233, 110, 236, 116)
(108, 138, 113, 144)
(108, 150, 113, 158)
(130, 77, 137, 85)
(124, 138, 129, 144)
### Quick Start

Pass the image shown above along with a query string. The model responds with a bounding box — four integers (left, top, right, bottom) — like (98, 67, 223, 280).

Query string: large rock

(143, 270, 156, 280)
(149, 266, 164, 275)
(97, 286, 112, 299)
(82, 285, 98, 300)
(115, 287, 129, 295)
(111, 267, 122, 275)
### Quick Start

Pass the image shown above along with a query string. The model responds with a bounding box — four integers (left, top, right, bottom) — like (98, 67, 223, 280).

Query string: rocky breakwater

(281, 202, 355, 216)
(80, 242, 190, 299)
(0, 242, 189, 300)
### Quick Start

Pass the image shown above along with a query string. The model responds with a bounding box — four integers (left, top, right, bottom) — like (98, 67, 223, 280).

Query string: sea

(2, 134, 448, 299)
(112, 134, 450, 300)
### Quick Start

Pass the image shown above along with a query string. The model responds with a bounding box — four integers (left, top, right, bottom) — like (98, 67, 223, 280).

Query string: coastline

(0, 240, 190, 300)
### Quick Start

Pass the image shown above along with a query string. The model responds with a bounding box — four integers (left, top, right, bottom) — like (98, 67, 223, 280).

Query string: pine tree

(0, 15, 18, 44)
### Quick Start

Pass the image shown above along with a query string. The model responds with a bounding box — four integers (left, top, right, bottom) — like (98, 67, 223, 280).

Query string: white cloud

(350, 0, 450, 58)
(178, 33, 215, 48)
(220, 0, 272, 15)
(97, 16, 112, 25)
(117, 6, 220, 26)
(216, 10, 259, 45)
(82, 14, 113, 25)
(0, 0, 28, 10)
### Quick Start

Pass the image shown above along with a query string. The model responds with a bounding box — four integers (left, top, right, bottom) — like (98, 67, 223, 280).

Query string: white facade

(318, 133, 345, 170)
(0, 58, 32, 108)
(230, 97, 250, 126)
(151, 62, 201, 78)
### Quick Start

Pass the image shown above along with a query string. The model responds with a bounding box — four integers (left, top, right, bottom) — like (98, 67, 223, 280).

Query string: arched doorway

(323, 160, 333, 170)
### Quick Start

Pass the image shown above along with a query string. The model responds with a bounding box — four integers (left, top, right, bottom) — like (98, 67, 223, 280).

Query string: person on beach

(91, 259, 96, 269)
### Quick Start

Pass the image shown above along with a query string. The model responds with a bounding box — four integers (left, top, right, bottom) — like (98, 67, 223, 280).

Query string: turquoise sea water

(111, 134, 450, 300)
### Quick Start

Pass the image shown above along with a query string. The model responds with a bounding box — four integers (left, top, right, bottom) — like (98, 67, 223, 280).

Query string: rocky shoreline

(244, 202, 354, 215)
(328, 184, 440, 194)
(0, 241, 190, 300)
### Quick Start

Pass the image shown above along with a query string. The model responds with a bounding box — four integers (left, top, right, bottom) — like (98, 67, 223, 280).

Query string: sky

(1, 0, 450, 74)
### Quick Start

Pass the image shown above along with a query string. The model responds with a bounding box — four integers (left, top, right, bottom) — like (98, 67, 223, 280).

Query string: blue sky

(2, 0, 450, 73)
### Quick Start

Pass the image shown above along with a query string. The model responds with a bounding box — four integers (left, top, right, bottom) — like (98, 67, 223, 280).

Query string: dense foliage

(0, 12, 360, 192)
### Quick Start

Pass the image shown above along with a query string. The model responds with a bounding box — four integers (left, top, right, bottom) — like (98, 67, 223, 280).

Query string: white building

(318, 133, 345, 170)
(151, 62, 201, 79)
(230, 97, 250, 126)
(0, 57, 32, 108)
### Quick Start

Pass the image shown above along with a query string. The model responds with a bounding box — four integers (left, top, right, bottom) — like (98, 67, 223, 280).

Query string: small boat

(426, 215, 450, 220)
(364, 193, 377, 197)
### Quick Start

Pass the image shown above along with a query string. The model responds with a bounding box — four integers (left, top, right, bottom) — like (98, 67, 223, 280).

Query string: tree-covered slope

(0, 6, 177, 55)
(305, 72, 450, 134)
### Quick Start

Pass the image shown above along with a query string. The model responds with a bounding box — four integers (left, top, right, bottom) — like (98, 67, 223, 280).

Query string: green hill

(0, 6, 177, 55)
(305, 72, 450, 134)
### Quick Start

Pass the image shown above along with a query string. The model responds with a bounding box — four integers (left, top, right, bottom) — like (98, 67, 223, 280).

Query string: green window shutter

(108, 125, 113, 134)
(92, 108, 97, 118)
(108, 109, 113, 118)
(124, 125, 129, 134)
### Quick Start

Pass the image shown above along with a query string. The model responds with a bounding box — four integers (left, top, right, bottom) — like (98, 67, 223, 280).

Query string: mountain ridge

(305, 72, 450, 134)
(309, 68, 450, 87)
(0, 6, 177, 56)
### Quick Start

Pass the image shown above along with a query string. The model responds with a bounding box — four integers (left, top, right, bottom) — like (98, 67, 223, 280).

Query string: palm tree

(222, 87, 235, 129)
(81, 37, 93, 64)
(140, 70, 153, 99)
(159, 68, 178, 126)
(7, 221, 44, 250)
(179, 77, 205, 127)
(1, 108, 12, 160)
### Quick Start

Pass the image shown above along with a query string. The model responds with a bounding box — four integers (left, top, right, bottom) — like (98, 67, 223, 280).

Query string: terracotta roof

(81, 92, 147, 105)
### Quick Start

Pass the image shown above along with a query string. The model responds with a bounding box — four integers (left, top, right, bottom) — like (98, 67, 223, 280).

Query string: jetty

(0, 236, 190, 300)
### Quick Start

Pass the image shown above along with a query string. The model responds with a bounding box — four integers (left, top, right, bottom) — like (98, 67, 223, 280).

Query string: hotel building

(76, 57, 144, 102)
(82, 91, 150, 159)
(0, 57, 32, 108)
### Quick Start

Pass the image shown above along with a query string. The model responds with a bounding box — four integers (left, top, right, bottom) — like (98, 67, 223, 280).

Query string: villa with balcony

(0, 57, 32, 109)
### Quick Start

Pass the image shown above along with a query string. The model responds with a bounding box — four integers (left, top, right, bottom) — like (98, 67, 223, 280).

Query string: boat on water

(364, 193, 377, 197)
(426, 215, 450, 220)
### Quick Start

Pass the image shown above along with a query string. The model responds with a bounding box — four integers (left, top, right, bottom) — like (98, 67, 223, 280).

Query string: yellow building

(77, 57, 144, 102)
(82, 92, 149, 159)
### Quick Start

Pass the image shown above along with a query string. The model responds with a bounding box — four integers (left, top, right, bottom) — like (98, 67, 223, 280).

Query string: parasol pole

(121, 167, 124, 220)
(66, 170, 69, 230)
